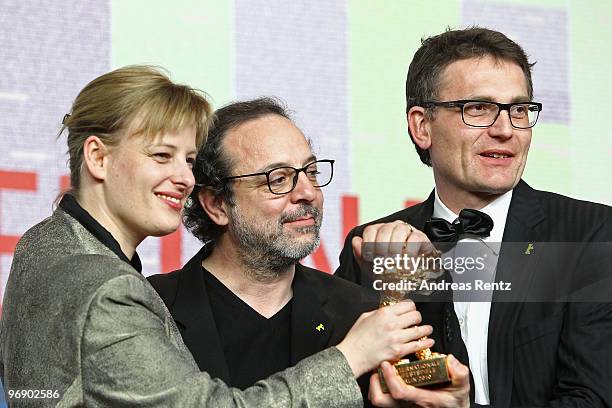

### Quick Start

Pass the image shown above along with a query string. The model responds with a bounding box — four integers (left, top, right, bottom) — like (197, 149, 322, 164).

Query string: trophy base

(379, 355, 451, 392)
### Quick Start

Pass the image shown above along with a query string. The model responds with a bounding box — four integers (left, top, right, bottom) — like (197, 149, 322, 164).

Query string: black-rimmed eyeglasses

(223, 159, 335, 195)
(422, 100, 542, 129)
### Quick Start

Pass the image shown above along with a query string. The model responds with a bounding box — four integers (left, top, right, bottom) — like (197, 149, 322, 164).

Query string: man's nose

(289, 171, 317, 202)
(488, 109, 514, 139)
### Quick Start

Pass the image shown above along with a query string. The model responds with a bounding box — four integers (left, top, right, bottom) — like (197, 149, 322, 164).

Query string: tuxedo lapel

(171, 247, 231, 383)
(406, 190, 436, 231)
(487, 180, 546, 407)
(290, 265, 334, 365)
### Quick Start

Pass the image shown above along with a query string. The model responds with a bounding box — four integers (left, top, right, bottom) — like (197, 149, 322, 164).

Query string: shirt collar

(59, 194, 142, 273)
(432, 188, 512, 243)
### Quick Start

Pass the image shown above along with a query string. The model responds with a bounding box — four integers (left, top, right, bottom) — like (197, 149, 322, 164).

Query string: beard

(227, 203, 322, 280)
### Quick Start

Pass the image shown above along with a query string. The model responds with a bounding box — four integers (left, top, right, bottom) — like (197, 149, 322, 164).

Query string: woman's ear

(199, 189, 229, 226)
(407, 106, 432, 150)
(82, 135, 110, 181)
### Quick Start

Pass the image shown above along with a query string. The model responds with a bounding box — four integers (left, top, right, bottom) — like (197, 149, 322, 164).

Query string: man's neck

(434, 185, 506, 215)
(202, 242, 295, 318)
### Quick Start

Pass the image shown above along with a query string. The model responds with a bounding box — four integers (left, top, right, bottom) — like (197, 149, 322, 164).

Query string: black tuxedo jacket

(335, 180, 612, 408)
(148, 247, 377, 391)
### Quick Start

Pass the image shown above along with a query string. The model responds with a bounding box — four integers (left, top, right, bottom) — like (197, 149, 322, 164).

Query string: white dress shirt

(432, 189, 512, 405)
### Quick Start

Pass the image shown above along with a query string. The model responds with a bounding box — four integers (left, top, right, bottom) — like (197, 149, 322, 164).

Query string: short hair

(183, 97, 291, 244)
(60, 65, 213, 195)
(406, 27, 536, 166)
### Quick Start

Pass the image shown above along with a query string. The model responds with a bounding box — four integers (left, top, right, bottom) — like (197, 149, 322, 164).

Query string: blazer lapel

(290, 265, 334, 365)
(487, 180, 546, 407)
(171, 247, 231, 383)
(405, 190, 436, 231)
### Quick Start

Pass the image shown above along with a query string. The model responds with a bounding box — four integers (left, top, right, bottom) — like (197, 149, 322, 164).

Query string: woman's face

(103, 125, 197, 244)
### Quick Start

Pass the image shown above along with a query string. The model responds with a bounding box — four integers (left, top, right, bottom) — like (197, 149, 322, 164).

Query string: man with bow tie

(336, 27, 612, 408)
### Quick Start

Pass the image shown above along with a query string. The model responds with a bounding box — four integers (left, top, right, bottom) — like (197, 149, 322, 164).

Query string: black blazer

(335, 180, 612, 408)
(148, 247, 377, 390)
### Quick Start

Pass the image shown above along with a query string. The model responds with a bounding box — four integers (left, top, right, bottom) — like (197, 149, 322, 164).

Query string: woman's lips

(155, 193, 183, 210)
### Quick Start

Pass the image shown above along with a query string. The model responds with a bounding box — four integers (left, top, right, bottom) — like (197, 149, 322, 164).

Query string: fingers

(369, 371, 400, 407)
(362, 221, 412, 259)
(376, 356, 471, 408)
(356, 309, 376, 322)
(385, 305, 421, 326)
(378, 304, 432, 340)
(360, 221, 433, 261)
(396, 334, 434, 357)
(403, 229, 434, 257)
(380, 361, 446, 404)
(384, 299, 416, 315)
(389, 222, 413, 243)
(447, 354, 470, 387)
(397, 323, 433, 343)
(352, 236, 363, 260)
(379, 361, 418, 401)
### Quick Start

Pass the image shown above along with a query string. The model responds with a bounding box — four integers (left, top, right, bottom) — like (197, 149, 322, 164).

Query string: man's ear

(199, 189, 229, 226)
(82, 135, 110, 181)
(407, 106, 432, 150)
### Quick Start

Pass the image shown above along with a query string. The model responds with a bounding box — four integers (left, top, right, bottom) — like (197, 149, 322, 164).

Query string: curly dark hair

(406, 27, 536, 166)
(183, 97, 291, 244)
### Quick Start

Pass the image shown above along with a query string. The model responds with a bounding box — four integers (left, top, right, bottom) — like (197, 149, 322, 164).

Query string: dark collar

(501, 179, 546, 242)
(487, 179, 546, 407)
(59, 194, 142, 273)
(403, 189, 436, 230)
(289, 264, 334, 365)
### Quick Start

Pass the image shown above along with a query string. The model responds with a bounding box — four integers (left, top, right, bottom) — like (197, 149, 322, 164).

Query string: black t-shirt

(202, 268, 292, 390)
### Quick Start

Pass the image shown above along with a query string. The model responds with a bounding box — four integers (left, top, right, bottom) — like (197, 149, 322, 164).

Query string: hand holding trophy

(377, 246, 450, 391)
(354, 221, 471, 407)
(352, 220, 452, 390)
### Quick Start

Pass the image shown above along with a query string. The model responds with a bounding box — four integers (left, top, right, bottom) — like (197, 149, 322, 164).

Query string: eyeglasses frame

(421, 99, 543, 129)
(222, 159, 335, 195)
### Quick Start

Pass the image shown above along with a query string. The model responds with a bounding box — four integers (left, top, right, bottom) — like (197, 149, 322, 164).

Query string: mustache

(279, 205, 322, 223)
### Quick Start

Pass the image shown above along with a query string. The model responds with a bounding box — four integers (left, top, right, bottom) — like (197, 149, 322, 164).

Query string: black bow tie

(424, 209, 494, 243)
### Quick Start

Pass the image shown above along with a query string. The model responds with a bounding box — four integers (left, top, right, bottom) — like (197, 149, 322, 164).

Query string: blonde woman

(1, 66, 431, 407)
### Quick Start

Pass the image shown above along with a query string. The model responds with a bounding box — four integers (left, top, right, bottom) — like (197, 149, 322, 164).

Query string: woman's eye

(153, 153, 171, 160)
(186, 157, 195, 168)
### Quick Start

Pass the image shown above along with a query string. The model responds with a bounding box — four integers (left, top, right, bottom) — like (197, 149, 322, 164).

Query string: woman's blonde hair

(59, 65, 213, 194)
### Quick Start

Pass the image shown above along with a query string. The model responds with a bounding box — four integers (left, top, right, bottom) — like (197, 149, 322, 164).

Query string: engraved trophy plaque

(378, 249, 451, 392)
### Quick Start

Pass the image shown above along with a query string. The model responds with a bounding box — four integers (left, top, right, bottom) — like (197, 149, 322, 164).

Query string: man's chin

(284, 225, 319, 235)
(276, 236, 320, 260)
(472, 175, 521, 195)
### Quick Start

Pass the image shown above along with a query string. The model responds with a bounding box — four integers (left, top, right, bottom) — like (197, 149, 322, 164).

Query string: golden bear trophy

(377, 248, 451, 392)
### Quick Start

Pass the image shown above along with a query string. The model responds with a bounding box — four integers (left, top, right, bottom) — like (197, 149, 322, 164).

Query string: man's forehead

(437, 56, 530, 100)
(224, 114, 314, 171)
